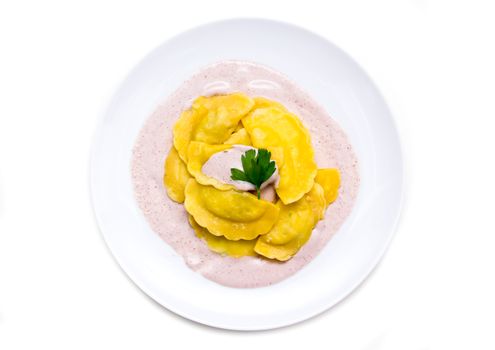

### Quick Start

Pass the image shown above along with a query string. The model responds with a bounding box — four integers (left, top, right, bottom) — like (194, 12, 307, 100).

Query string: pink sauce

(131, 61, 360, 288)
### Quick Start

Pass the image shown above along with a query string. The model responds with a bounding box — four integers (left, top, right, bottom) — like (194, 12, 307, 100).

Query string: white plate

(90, 18, 403, 331)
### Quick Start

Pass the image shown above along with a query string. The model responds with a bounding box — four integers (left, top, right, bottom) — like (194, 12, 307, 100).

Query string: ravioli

(163, 146, 191, 203)
(173, 93, 254, 161)
(224, 128, 252, 146)
(184, 179, 280, 240)
(189, 216, 257, 257)
(315, 168, 341, 205)
(233, 122, 244, 132)
(242, 106, 317, 204)
(254, 183, 326, 261)
(164, 92, 343, 262)
(253, 97, 287, 111)
(186, 141, 233, 190)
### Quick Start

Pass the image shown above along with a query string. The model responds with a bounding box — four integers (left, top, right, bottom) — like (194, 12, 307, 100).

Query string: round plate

(90, 18, 403, 330)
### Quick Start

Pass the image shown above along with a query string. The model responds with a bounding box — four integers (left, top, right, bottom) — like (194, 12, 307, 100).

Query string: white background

(0, 0, 494, 349)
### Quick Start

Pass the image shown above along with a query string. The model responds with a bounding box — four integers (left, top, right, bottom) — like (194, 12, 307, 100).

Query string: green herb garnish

(230, 149, 276, 199)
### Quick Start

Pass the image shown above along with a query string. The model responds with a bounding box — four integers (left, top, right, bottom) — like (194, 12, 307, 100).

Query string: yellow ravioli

(186, 141, 233, 190)
(184, 179, 279, 240)
(253, 96, 288, 111)
(242, 106, 317, 204)
(189, 216, 257, 257)
(233, 122, 244, 132)
(254, 183, 326, 261)
(166, 93, 338, 261)
(173, 93, 254, 161)
(172, 109, 202, 162)
(315, 168, 341, 205)
(163, 147, 191, 203)
(224, 128, 252, 146)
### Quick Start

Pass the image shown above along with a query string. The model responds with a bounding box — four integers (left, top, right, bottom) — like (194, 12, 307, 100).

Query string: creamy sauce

(260, 184, 276, 202)
(131, 60, 360, 288)
(201, 145, 279, 192)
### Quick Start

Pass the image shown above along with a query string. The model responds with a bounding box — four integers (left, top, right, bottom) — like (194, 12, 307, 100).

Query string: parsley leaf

(230, 148, 276, 199)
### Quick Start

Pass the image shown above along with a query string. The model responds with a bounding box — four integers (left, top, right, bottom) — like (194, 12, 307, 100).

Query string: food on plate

(184, 178, 280, 241)
(163, 147, 191, 203)
(254, 183, 326, 261)
(131, 61, 359, 288)
(242, 105, 317, 204)
(188, 215, 257, 258)
(173, 93, 254, 161)
(167, 92, 338, 261)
